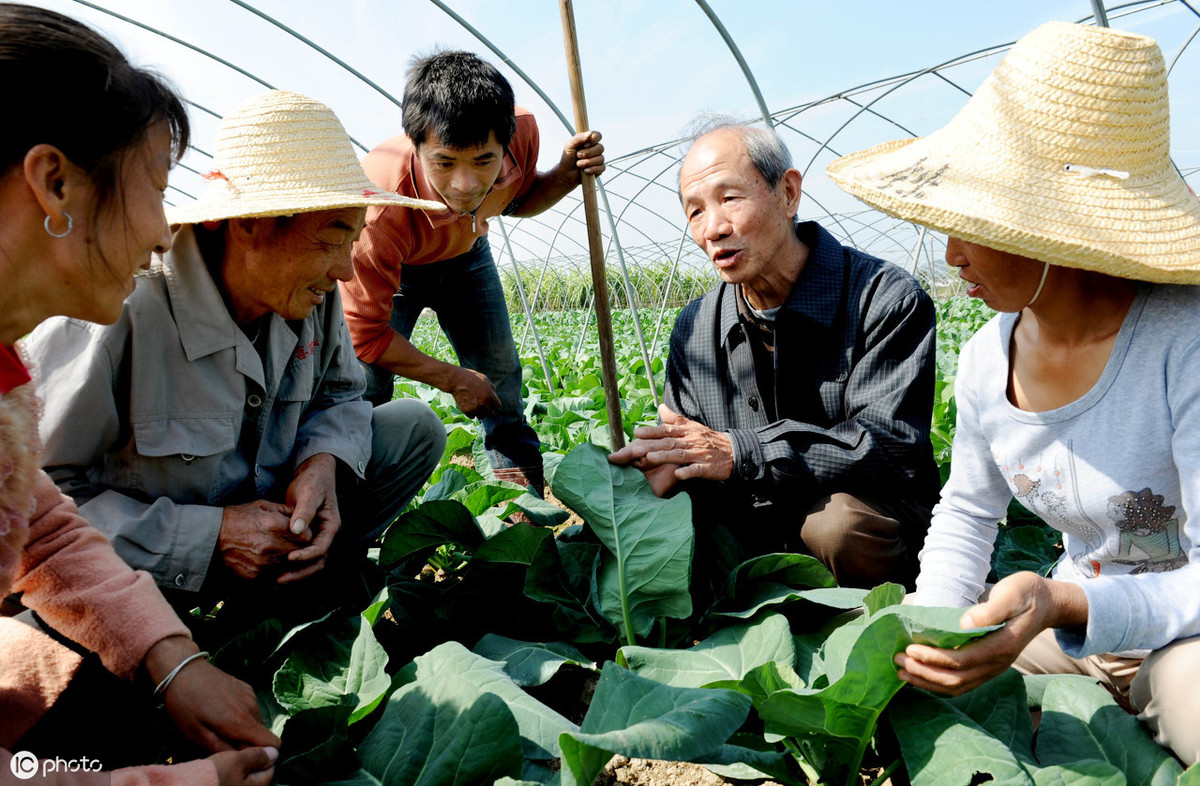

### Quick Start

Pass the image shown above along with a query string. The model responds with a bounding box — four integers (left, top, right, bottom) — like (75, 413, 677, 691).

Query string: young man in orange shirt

(342, 51, 604, 494)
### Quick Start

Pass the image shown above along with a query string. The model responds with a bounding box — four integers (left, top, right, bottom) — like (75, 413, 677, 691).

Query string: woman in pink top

(0, 5, 279, 784)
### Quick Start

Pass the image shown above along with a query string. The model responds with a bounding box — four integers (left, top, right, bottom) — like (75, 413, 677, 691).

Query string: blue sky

(20, 0, 1200, 274)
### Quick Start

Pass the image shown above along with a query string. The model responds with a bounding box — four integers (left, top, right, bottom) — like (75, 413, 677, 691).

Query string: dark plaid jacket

(665, 221, 941, 514)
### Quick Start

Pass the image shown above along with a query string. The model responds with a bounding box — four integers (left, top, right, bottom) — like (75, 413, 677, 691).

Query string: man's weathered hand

(218, 500, 306, 581)
(894, 572, 1088, 695)
(608, 404, 733, 489)
(563, 130, 605, 177)
(450, 367, 501, 419)
(640, 462, 683, 497)
(281, 452, 341, 584)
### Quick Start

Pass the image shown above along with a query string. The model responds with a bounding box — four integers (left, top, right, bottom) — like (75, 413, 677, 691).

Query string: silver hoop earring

(44, 212, 73, 238)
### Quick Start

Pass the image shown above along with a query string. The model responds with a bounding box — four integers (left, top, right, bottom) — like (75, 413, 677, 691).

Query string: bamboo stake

(558, 0, 625, 450)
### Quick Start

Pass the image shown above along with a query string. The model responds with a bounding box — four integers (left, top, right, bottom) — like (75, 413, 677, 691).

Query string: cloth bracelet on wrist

(153, 651, 210, 699)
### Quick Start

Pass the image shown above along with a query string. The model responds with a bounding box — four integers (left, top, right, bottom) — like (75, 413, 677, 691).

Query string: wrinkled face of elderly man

(220, 207, 367, 323)
(678, 129, 802, 306)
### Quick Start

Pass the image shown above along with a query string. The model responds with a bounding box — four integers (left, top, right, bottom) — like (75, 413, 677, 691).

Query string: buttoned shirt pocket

(817, 357, 851, 425)
(131, 415, 238, 503)
(276, 356, 315, 404)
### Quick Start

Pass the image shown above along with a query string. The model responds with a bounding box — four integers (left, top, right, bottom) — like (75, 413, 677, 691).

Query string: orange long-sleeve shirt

(341, 109, 540, 363)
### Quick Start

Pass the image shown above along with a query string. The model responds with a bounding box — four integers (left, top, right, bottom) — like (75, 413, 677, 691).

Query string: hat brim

(167, 187, 444, 226)
(828, 136, 1200, 285)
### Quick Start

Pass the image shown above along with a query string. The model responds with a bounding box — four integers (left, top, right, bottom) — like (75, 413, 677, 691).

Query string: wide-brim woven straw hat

(827, 21, 1200, 283)
(168, 90, 442, 225)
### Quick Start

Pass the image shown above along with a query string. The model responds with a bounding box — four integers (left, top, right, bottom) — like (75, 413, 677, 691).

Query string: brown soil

(598, 757, 734, 786)
(597, 757, 784, 786)
(595, 757, 895, 785)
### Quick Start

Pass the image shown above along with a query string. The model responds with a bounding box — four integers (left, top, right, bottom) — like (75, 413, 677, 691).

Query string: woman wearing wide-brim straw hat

(27, 91, 448, 650)
(830, 21, 1200, 763)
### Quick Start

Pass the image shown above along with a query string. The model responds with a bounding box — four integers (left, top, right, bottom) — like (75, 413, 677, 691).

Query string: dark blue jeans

(361, 236, 542, 473)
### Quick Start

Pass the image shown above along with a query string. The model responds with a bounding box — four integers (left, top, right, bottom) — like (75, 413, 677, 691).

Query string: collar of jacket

(718, 220, 845, 343)
(160, 224, 297, 389)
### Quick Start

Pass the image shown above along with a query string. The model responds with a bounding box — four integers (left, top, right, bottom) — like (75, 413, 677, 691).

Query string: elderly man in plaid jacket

(610, 120, 939, 592)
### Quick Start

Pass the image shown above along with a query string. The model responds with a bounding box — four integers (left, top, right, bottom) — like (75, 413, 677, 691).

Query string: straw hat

(168, 90, 442, 225)
(827, 21, 1200, 283)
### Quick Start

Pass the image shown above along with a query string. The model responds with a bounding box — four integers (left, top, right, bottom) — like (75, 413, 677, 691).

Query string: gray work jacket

(26, 225, 373, 593)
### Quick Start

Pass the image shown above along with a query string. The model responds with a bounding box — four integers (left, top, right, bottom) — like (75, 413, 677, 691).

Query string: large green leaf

(275, 704, 359, 784)
(708, 553, 843, 619)
(423, 467, 470, 502)
(992, 521, 1060, 580)
(557, 664, 752, 786)
(871, 604, 1003, 649)
(210, 617, 285, 676)
(362, 587, 391, 626)
(723, 552, 837, 596)
(709, 584, 869, 621)
(273, 614, 390, 724)
(509, 491, 571, 527)
(458, 480, 526, 517)
(359, 679, 523, 786)
(759, 612, 909, 742)
(699, 738, 796, 784)
(524, 533, 608, 642)
(473, 522, 553, 565)
(947, 670, 1035, 762)
(793, 630, 827, 686)
(759, 605, 999, 777)
(618, 613, 795, 688)
(1030, 761, 1126, 786)
(271, 610, 335, 658)
(395, 641, 578, 760)
(893, 671, 1184, 786)
(551, 443, 693, 643)
(1035, 676, 1182, 785)
(733, 660, 807, 707)
(891, 688, 1036, 786)
(379, 500, 482, 568)
(472, 634, 596, 687)
(862, 583, 906, 615)
(319, 770, 384, 786)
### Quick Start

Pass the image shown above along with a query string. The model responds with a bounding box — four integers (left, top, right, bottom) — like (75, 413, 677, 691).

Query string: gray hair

(677, 115, 793, 194)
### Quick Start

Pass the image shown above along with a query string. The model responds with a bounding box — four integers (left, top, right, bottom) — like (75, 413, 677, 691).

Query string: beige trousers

(1015, 628, 1200, 765)
(790, 492, 927, 590)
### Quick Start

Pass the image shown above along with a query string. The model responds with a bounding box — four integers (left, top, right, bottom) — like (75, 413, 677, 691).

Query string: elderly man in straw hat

(609, 116, 941, 595)
(26, 91, 446, 627)
(830, 21, 1200, 762)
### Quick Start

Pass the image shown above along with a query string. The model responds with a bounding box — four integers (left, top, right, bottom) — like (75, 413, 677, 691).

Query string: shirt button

(357, 460, 366, 473)
(748, 395, 759, 411)
(180, 454, 195, 463)
(247, 394, 263, 408)
(836, 370, 849, 382)
(174, 572, 186, 587)
(254, 464, 261, 478)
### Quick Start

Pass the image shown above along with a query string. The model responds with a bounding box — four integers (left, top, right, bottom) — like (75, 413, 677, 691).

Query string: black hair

(0, 3, 190, 227)
(401, 50, 516, 150)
